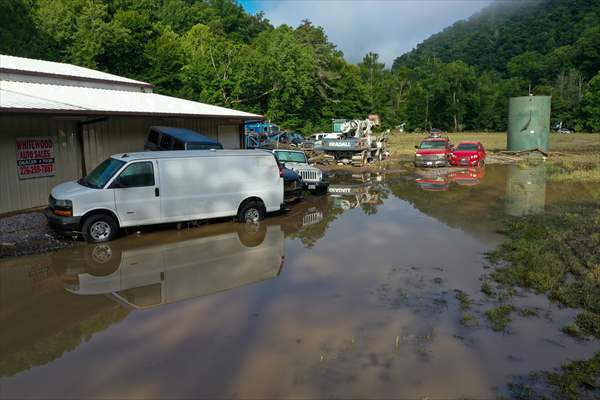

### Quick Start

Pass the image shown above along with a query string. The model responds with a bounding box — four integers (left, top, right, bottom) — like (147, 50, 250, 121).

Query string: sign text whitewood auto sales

(16, 137, 55, 179)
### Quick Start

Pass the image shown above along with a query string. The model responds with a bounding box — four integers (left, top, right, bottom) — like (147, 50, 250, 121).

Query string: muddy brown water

(1, 165, 599, 399)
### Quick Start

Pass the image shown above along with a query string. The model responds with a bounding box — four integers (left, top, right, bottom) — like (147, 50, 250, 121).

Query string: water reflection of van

(60, 225, 285, 309)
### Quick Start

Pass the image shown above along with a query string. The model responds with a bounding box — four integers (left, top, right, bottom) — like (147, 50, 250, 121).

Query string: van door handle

(155, 187, 160, 197)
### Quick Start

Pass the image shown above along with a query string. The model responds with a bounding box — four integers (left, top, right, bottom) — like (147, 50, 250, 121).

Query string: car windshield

(275, 151, 307, 164)
(79, 158, 125, 189)
(419, 140, 447, 149)
(456, 143, 478, 151)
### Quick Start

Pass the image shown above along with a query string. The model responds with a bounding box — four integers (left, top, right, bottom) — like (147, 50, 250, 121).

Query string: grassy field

(385, 132, 600, 182)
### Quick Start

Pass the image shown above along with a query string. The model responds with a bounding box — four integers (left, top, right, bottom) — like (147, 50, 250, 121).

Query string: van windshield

(79, 158, 125, 189)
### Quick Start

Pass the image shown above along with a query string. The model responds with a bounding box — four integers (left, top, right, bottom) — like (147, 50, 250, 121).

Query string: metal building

(0, 54, 262, 214)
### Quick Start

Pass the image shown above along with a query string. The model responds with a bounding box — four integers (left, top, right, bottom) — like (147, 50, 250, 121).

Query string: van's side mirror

(414, 145, 419, 149)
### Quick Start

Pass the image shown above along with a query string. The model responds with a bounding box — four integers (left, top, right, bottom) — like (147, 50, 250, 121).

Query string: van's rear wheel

(238, 200, 265, 223)
(82, 214, 118, 243)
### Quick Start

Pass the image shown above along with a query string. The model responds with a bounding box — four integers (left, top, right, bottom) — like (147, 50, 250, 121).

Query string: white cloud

(246, 0, 492, 67)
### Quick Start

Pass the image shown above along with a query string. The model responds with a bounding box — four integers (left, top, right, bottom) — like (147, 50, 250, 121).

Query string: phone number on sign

(19, 164, 54, 175)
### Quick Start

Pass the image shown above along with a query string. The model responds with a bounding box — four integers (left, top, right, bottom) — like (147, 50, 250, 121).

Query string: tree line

(2, 0, 600, 133)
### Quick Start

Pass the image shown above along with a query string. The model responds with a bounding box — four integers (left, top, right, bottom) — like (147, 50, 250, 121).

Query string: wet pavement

(1, 165, 599, 399)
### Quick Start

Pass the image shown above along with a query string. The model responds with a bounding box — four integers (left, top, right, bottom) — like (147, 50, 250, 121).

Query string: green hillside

(393, 0, 600, 79)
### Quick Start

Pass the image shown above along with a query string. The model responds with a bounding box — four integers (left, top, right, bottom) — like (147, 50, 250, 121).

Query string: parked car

(45, 150, 284, 243)
(414, 137, 453, 167)
(281, 166, 304, 204)
(272, 149, 328, 194)
(144, 126, 223, 151)
(449, 141, 486, 166)
(428, 128, 444, 137)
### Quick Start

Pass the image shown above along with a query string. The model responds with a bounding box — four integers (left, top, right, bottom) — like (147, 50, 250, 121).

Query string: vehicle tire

(237, 200, 265, 223)
(237, 222, 267, 247)
(478, 159, 485, 167)
(82, 213, 118, 243)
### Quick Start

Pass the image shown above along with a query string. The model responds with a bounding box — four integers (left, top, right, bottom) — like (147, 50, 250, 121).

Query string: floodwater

(1, 165, 599, 399)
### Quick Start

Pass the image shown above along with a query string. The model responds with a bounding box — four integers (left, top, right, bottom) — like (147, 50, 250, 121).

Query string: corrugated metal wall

(1, 115, 243, 214)
(82, 116, 241, 171)
(0, 115, 82, 214)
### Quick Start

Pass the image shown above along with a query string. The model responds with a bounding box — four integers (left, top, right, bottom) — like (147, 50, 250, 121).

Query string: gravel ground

(0, 212, 76, 258)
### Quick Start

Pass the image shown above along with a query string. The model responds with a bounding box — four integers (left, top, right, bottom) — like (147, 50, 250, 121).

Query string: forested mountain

(390, 0, 600, 131)
(393, 0, 599, 77)
(1, 0, 600, 132)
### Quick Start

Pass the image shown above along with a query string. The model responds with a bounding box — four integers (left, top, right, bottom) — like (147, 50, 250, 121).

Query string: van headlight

(415, 154, 422, 157)
(55, 199, 72, 208)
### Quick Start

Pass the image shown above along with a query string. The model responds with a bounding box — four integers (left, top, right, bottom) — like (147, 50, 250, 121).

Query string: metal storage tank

(507, 95, 551, 152)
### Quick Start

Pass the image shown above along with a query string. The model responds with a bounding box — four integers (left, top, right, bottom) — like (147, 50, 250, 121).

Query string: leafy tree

(358, 52, 386, 113)
(142, 26, 184, 95)
(581, 72, 600, 131)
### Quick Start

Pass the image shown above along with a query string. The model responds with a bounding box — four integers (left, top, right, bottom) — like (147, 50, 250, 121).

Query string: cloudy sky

(239, 0, 492, 67)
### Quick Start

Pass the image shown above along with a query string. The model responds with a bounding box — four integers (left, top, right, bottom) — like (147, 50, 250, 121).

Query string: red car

(414, 137, 453, 167)
(450, 141, 486, 166)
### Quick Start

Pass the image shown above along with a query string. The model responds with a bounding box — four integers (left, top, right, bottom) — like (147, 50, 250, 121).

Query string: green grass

(485, 305, 516, 331)
(545, 352, 600, 400)
(546, 153, 600, 183)
(488, 202, 600, 339)
(454, 289, 473, 310)
(509, 352, 600, 400)
(460, 314, 479, 328)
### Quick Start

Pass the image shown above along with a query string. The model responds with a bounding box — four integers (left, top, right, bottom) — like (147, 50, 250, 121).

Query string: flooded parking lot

(1, 165, 599, 399)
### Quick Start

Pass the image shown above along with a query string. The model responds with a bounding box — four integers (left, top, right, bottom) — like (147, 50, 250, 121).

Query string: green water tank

(507, 95, 551, 152)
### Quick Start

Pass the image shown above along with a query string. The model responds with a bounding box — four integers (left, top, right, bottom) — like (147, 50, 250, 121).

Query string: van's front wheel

(238, 200, 265, 223)
(82, 214, 118, 243)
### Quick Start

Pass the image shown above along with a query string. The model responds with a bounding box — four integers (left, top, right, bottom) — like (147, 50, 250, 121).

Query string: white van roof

(111, 149, 274, 162)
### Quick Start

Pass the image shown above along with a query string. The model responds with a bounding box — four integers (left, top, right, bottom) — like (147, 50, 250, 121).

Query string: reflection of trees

(0, 274, 130, 377)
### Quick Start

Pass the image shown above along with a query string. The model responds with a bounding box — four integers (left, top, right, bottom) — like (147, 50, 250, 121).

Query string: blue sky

(239, 0, 492, 66)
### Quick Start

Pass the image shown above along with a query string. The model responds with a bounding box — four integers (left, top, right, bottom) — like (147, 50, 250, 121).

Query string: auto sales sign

(16, 137, 55, 179)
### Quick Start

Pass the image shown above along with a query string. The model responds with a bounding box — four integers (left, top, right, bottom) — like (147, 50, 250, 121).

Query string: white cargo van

(45, 150, 284, 243)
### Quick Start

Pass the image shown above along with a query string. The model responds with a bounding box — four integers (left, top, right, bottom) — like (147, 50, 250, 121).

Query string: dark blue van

(145, 126, 223, 151)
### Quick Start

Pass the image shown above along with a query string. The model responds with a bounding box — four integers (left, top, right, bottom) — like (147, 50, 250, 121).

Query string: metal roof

(111, 149, 274, 161)
(0, 81, 262, 119)
(0, 54, 150, 88)
(150, 126, 219, 144)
